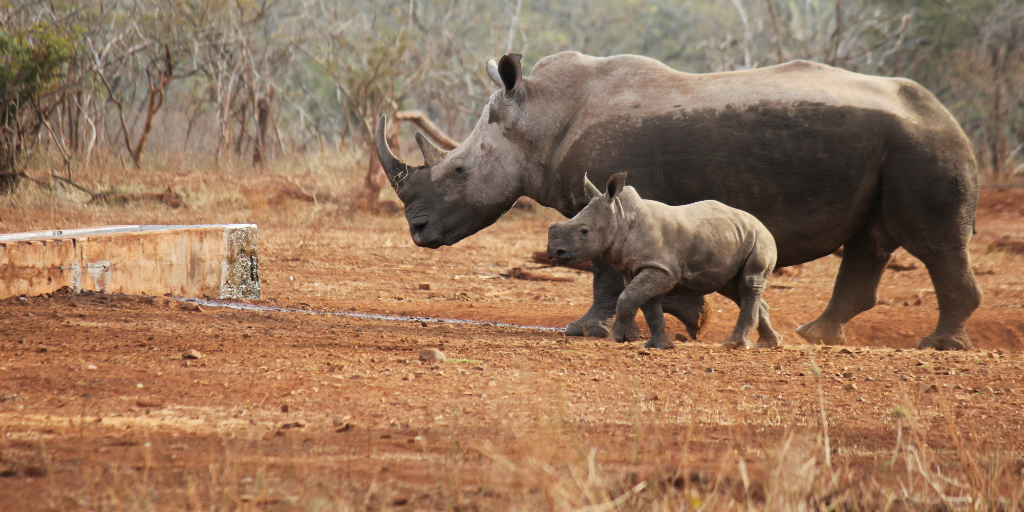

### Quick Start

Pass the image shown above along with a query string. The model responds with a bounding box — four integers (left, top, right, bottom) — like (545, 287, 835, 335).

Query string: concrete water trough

(0, 224, 259, 300)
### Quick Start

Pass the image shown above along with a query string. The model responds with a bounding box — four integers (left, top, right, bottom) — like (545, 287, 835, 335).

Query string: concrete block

(0, 224, 259, 300)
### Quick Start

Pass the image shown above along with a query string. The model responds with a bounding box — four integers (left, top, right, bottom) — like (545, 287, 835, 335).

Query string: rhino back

(537, 55, 968, 266)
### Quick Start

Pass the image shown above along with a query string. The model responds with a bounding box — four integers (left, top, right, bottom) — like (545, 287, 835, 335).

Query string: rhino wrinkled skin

(377, 51, 981, 351)
(548, 173, 781, 350)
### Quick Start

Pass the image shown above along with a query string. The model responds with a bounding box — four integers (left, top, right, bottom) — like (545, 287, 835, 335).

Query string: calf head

(547, 173, 628, 265)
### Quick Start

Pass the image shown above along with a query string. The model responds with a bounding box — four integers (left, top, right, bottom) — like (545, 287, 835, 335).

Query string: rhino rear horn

(376, 115, 411, 191)
(415, 132, 449, 168)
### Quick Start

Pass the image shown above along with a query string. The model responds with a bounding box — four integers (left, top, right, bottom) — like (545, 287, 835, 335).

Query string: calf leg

(567, 258, 710, 339)
(611, 268, 677, 343)
(797, 225, 895, 345)
(752, 300, 782, 348)
(640, 298, 674, 349)
(661, 296, 711, 340)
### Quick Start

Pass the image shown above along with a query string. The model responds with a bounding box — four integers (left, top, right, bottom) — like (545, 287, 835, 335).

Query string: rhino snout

(548, 247, 571, 262)
(408, 217, 443, 248)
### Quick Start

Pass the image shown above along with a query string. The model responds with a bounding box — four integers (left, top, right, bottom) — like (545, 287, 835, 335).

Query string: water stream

(175, 297, 564, 333)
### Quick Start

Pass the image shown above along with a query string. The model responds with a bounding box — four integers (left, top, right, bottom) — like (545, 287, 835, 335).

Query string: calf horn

(376, 115, 412, 191)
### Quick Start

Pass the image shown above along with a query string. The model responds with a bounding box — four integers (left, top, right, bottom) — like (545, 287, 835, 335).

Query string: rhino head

(376, 54, 533, 248)
(546, 173, 628, 266)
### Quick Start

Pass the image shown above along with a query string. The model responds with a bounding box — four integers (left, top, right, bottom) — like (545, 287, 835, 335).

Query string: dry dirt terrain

(1, 174, 1023, 511)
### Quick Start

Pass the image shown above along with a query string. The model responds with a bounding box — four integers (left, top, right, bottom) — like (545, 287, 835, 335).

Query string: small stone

(740, 384, 753, 391)
(674, 333, 688, 342)
(182, 349, 202, 360)
(135, 399, 164, 408)
(86, 364, 98, 370)
(920, 383, 938, 394)
(705, 367, 715, 374)
(637, 349, 651, 356)
(333, 415, 352, 427)
(842, 372, 854, 379)
(419, 348, 446, 362)
(644, 392, 659, 401)
(864, 376, 874, 381)
(280, 404, 290, 413)
(844, 383, 858, 391)
(857, 396, 865, 402)
(797, 372, 806, 377)
(773, 365, 782, 371)
(280, 421, 306, 429)
(838, 348, 853, 355)
(900, 375, 910, 381)
(915, 361, 927, 366)
(953, 384, 963, 390)
(487, 380, 497, 387)
(419, 283, 431, 291)
(180, 302, 203, 313)
(420, 321, 428, 327)
(983, 386, 995, 394)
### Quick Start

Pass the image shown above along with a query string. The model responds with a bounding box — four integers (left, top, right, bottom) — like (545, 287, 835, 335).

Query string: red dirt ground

(1, 187, 1022, 510)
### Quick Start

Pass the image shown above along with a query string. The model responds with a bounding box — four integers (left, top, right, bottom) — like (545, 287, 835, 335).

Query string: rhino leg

(797, 226, 894, 346)
(565, 257, 622, 337)
(612, 268, 676, 344)
(640, 298, 674, 349)
(907, 246, 980, 351)
(720, 252, 776, 350)
(661, 296, 711, 340)
(752, 299, 782, 348)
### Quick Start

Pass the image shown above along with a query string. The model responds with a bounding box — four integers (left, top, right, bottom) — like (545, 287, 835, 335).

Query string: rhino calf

(547, 173, 781, 349)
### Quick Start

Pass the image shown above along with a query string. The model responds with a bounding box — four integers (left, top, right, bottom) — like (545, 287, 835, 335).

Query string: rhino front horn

(376, 115, 411, 191)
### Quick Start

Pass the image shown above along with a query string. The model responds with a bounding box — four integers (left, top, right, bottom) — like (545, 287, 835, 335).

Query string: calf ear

(605, 173, 627, 201)
(497, 53, 523, 94)
(583, 173, 602, 199)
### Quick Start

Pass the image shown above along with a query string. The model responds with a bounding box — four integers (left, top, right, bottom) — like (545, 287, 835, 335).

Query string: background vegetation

(1, 0, 1022, 196)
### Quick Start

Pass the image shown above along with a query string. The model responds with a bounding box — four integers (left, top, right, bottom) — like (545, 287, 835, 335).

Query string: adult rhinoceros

(376, 52, 981, 351)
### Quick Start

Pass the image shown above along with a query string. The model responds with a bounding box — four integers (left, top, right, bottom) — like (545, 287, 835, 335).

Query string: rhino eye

(580, 228, 589, 235)
(454, 166, 466, 175)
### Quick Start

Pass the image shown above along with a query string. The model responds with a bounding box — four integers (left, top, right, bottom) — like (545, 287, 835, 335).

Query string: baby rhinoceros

(547, 173, 781, 350)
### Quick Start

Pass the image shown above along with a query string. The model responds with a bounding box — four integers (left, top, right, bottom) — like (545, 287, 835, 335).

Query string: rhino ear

(583, 173, 602, 199)
(496, 53, 523, 94)
(486, 58, 503, 89)
(605, 173, 627, 202)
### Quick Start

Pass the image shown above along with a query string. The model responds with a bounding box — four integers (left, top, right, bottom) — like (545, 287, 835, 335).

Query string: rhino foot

(720, 338, 750, 350)
(753, 334, 782, 349)
(565, 317, 611, 338)
(796, 319, 845, 346)
(918, 334, 974, 351)
(643, 334, 675, 350)
(611, 316, 640, 343)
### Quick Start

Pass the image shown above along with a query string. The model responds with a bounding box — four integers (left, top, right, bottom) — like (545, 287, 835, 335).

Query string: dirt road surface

(1, 187, 1022, 510)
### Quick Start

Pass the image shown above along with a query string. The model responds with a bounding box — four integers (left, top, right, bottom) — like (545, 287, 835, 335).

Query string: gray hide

(547, 173, 781, 350)
(377, 51, 981, 351)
